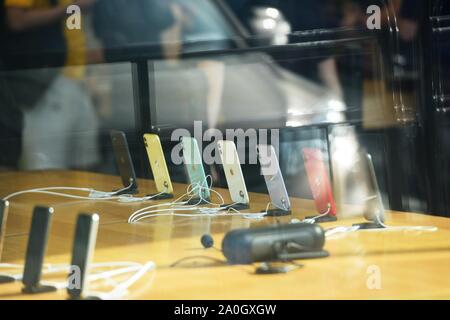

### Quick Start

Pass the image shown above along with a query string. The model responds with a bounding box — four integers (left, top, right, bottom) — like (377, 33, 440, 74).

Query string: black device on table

(221, 223, 328, 265)
(67, 213, 101, 300)
(201, 223, 328, 266)
(110, 130, 139, 195)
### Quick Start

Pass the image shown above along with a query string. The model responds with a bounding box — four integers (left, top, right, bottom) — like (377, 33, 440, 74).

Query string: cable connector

(89, 190, 117, 199)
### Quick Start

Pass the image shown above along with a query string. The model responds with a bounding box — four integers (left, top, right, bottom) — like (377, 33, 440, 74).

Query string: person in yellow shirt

(5, 0, 94, 76)
(4, 0, 101, 170)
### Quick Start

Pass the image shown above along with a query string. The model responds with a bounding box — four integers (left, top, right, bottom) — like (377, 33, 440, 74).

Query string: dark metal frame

(420, 0, 450, 215)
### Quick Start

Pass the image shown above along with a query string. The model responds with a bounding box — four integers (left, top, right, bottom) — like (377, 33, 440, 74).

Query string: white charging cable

(116, 189, 169, 203)
(325, 226, 361, 239)
(0, 263, 23, 269)
(130, 209, 267, 223)
(91, 261, 156, 300)
(0, 261, 145, 281)
(2, 187, 118, 202)
(2, 184, 169, 204)
(2, 261, 156, 299)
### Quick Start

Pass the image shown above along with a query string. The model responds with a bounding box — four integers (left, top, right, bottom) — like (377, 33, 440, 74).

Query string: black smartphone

(22, 206, 57, 293)
(67, 213, 99, 300)
(110, 130, 138, 192)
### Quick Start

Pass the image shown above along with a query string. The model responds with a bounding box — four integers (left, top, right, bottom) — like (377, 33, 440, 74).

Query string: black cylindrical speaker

(222, 223, 327, 264)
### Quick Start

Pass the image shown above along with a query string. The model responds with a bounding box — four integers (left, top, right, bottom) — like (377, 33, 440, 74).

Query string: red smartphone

(302, 148, 337, 216)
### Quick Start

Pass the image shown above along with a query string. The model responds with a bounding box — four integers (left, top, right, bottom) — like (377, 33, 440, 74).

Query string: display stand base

(255, 262, 302, 275)
(221, 203, 249, 211)
(147, 192, 173, 200)
(0, 275, 16, 284)
(305, 214, 338, 223)
(113, 187, 139, 195)
(256, 249, 330, 274)
(68, 295, 102, 300)
(263, 209, 292, 217)
(352, 222, 385, 230)
(22, 284, 57, 294)
(182, 198, 210, 206)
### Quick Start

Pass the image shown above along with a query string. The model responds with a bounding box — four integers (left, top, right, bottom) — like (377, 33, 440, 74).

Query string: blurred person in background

(274, 0, 343, 98)
(226, 0, 345, 194)
(1, 0, 100, 171)
(91, 0, 226, 176)
(89, 0, 181, 175)
(92, 0, 181, 61)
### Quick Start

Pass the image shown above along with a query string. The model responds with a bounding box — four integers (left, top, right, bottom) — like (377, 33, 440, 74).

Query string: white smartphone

(257, 144, 291, 211)
(217, 140, 249, 205)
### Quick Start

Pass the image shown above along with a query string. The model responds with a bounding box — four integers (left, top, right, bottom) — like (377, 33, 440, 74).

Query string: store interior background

(1, 0, 449, 217)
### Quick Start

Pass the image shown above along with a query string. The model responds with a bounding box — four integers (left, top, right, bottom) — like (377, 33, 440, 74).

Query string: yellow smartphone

(143, 133, 174, 195)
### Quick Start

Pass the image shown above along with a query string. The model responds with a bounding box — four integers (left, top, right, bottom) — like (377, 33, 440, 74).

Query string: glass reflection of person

(93, 0, 180, 61)
(0, 60, 23, 171)
(273, 0, 343, 98)
(91, 0, 183, 134)
(227, 0, 343, 98)
(91, 0, 185, 176)
(92, 0, 226, 182)
(92, 0, 226, 129)
(342, 0, 420, 42)
(3, 0, 100, 170)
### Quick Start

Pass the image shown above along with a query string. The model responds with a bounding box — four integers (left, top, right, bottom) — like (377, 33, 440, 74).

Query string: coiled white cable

(128, 175, 227, 223)
(128, 174, 270, 223)
(130, 200, 270, 224)
(93, 261, 156, 300)
(130, 210, 267, 223)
